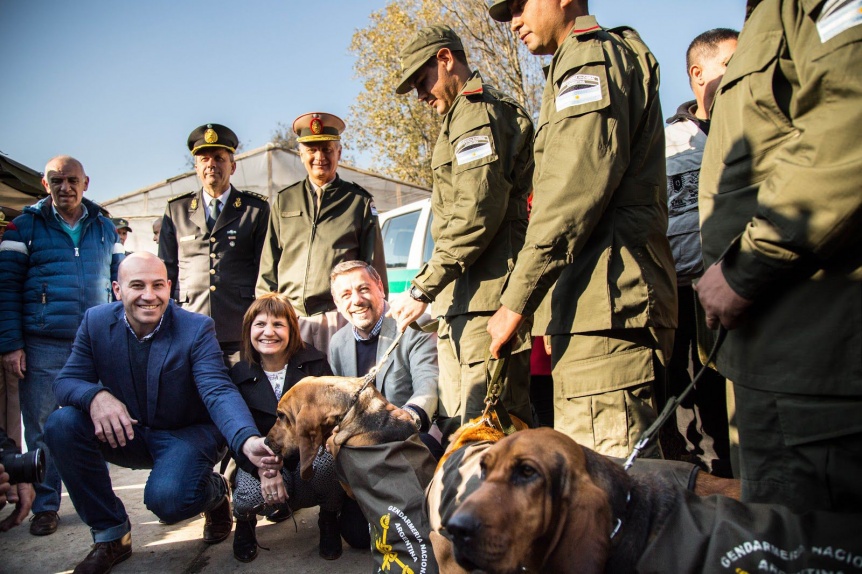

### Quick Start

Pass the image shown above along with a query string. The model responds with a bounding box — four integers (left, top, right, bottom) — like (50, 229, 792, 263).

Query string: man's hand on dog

(260, 468, 287, 505)
(325, 403, 411, 458)
(90, 390, 138, 447)
(242, 436, 281, 471)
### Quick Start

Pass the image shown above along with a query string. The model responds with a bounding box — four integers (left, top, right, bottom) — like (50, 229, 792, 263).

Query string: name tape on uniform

(817, 0, 862, 43)
(455, 135, 494, 166)
(556, 73, 603, 112)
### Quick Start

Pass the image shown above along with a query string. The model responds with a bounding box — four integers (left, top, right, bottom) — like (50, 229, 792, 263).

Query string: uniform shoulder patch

(168, 190, 196, 202)
(816, 0, 862, 43)
(454, 135, 495, 166)
(556, 73, 603, 112)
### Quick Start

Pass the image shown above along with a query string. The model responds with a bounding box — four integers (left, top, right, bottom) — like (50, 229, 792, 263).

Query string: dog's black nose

(445, 511, 482, 540)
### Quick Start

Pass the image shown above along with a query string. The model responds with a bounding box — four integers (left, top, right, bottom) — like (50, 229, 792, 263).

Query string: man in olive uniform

(389, 26, 535, 440)
(696, 0, 862, 513)
(111, 218, 133, 255)
(486, 0, 677, 459)
(256, 113, 387, 356)
(159, 124, 271, 366)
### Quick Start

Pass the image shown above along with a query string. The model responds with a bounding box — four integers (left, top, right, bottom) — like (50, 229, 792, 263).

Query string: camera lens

(1, 448, 46, 484)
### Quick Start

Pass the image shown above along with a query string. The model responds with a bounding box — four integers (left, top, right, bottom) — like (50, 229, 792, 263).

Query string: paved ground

(0, 465, 374, 574)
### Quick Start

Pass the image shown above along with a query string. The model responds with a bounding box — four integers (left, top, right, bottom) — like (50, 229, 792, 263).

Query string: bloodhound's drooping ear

(293, 399, 342, 481)
(540, 431, 613, 574)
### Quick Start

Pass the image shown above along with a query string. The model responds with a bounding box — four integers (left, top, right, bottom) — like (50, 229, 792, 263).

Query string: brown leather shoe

(73, 532, 132, 574)
(29, 510, 59, 536)
(202, 475, 232, 544)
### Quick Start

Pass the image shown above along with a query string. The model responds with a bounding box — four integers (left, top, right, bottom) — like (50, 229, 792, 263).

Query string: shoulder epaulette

(349, 182, 373, 198)
(168, 190, 196, 202)
(572, 24, 602, 38)
(239, 190, 269, 202)
(608, 25, 638, 39)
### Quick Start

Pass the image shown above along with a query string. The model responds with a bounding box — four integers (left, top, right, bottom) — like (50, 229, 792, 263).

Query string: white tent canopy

(102, 143, 430, 254)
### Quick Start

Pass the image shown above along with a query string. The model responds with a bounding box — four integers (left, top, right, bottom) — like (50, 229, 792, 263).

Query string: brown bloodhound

(442, 428, 861, 574)
(265, 376, 415, 481)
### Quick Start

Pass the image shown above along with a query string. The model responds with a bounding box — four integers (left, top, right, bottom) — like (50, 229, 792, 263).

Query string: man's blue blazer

(54, 300, 258, 460)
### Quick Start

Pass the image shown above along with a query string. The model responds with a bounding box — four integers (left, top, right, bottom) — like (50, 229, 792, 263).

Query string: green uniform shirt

(500, 16, 677, 336)
(699, 0, 862, 396)
(412, 72, 534, 317)
(256, 176, 387, 317)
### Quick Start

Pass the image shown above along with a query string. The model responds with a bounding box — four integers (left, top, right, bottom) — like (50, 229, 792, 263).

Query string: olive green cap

(488, 0, 513, 22)
(395, 25, 464, 95)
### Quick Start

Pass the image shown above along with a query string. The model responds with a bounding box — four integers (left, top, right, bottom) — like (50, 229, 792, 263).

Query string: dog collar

(609, 491, 631, 540)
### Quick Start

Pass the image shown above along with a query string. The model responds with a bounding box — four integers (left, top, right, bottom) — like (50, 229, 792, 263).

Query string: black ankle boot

(318, 510, 342, 560)
(233, 517, 258, 562)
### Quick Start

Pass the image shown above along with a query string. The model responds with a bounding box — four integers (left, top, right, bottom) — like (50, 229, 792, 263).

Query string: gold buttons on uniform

(209, 286, 216, 292)
(210, 237, 216, 243)
(209, 269, 215, 275)
(210, 253, 216, 258)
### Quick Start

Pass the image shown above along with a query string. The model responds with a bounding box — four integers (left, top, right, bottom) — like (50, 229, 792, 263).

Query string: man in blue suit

(44, 252, 278, 574)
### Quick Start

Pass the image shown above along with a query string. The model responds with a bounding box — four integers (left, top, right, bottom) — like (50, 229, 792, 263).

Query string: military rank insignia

(204, 128, 218, 144)
(310, 116, 323, 135)
(234, 197, 242, 208)
(190, 197, 198, 210)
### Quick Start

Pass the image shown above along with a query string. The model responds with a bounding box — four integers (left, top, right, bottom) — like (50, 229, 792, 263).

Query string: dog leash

(623, 326, 727, 471)
(336, 328, 406, 426)
(480, 343, 518, 436)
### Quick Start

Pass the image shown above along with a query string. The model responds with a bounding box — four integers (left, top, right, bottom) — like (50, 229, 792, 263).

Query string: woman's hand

(260, 470, 288, 505)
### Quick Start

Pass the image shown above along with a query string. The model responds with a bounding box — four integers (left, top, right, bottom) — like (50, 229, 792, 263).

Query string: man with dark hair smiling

(44, 252, 278, 574)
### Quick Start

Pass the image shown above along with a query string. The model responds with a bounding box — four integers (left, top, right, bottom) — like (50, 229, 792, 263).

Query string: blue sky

(1, 0, 745, 203)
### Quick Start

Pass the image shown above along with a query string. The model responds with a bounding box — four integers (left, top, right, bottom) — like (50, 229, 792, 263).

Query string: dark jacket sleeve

(53, 309, 114, 412)
(189, 317, 259, 460)
(0, 215, 31, 354)
(158, 207, 180, 301)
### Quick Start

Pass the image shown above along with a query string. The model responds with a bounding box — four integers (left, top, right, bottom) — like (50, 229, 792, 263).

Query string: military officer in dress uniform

(388, 26, 535, 441)
(256, 112, 387, 356)
(485, 0, 678, 459)
(159, 123, 271, 366)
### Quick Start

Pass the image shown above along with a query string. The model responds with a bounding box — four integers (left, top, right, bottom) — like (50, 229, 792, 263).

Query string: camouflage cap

(395, 25, 464, 95)
(488, 0, 513, 23)
(110, 217, 132, 231)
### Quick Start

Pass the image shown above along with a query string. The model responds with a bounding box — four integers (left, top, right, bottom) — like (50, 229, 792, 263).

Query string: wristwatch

(408, 285, 432, 304)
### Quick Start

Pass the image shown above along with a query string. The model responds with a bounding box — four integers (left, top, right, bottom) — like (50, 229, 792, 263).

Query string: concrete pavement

(0, 465, 374, 573)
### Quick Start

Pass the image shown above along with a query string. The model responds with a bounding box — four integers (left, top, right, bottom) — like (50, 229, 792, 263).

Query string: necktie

(207, 198, 221, 230)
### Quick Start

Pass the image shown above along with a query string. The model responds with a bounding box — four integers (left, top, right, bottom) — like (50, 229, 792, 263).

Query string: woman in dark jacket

(230, 293, 362, 562)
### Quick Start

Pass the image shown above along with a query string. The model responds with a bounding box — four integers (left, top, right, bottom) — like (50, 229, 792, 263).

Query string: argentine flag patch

(817, 0, 862, 43)
(455, 135, 494, 166)
(556, 73, 603, 112)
